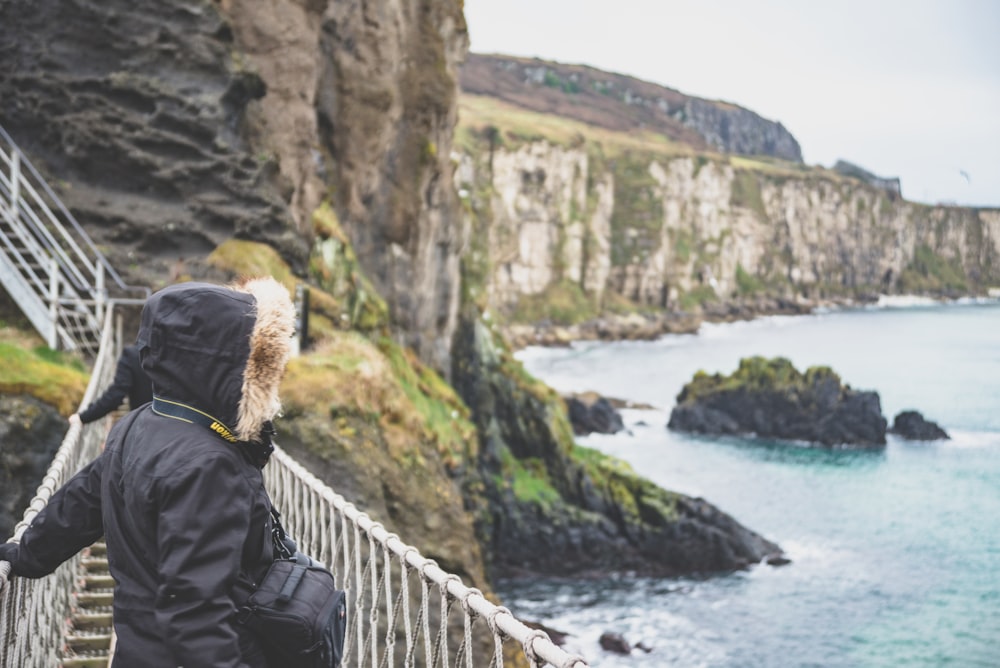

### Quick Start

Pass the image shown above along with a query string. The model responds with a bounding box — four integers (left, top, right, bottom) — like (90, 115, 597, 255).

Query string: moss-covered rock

(451, 305, 781, 577)
(669, 356, 888, 447)
(0, 343, 88, 416)
(277, 332, 485, 579)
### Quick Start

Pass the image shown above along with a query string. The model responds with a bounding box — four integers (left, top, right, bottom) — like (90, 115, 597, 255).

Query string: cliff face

(0, 396, 67, 540)
(455, 140, 1000, 321)
(221, 0, 470, 375)
(0, 0, 468, 376)
(0, 0, 308, 277)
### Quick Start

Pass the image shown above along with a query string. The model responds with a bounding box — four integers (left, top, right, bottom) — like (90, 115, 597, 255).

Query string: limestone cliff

(454, 122, 1000, 326)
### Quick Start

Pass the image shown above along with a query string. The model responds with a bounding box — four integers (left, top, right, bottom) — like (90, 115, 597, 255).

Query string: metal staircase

(0, 123, 147, 354)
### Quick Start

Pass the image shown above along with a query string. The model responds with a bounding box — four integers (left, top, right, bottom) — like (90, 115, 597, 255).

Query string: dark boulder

(668, 357, 887, 447)
(599, 631, 631, 654)
(564, 392, 625, 435)
(890, 410, 950, 441)
(766, 553, 792, 567)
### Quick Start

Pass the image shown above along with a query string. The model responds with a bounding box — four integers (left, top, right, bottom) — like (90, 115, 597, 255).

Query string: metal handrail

(0, 123, 149, 353)
(0, 124, 146, 296)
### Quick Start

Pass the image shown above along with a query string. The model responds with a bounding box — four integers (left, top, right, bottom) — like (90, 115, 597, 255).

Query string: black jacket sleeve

(79, 351, 134, 423)
(6, 454, 105, 577)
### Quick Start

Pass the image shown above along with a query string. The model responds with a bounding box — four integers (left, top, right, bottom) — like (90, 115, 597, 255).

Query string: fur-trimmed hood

(136, 277, 295, 442)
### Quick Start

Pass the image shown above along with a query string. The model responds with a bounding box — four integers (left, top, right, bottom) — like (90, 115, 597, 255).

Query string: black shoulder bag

(151, 398, 347, 667)
(237, 507, 347, 668)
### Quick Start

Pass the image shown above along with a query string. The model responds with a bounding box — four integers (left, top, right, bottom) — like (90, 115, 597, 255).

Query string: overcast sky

(463, 0, 1000, 208)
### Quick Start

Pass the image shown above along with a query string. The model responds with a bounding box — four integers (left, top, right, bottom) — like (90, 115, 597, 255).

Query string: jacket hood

(136, 277, 295, 442)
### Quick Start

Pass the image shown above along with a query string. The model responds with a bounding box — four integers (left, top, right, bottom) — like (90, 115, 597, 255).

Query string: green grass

(677, 356, 841, 404)
(730, 169, 767, 218)
(457, 94, 688, 157)
(0, 342, 89, 414)
(679, 285, 718, 311)
(497, 449, 561, 507)
(735, 264, 763, 295)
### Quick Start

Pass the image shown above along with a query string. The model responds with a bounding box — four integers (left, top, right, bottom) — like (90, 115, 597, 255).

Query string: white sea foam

(874, 294, 942, 308)
(697, 313, 801, 339)
(934, 429, 1000, 449)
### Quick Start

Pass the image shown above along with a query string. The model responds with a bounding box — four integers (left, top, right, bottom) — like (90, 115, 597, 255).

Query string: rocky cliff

(0, 0, 782, 587)
(0, 0, 467, 376)
(454, 114, 1000, 329)
(668, 357, 888, 448)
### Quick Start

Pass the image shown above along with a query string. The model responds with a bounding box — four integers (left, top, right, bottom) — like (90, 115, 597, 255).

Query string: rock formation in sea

(564, 392, 626, 436)
(890, 410, 950, 441)
(668, 356, 888, 447)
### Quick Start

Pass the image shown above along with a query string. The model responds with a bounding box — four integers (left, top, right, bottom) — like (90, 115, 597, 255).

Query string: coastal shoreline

(501, 294, 1000, 350)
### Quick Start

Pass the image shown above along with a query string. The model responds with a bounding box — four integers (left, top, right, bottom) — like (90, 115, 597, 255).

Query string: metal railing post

(47, 258, 59, 350)
(95, 265, 106, 328)
(9, 151, 20, 223)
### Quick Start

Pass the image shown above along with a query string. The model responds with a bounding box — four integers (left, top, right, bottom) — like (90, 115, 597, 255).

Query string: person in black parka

(0, 277, 296, 668)
(70, 344, 153, 426)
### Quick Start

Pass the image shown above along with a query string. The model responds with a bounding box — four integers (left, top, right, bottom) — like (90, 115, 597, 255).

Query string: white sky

(463, 0, 1000, 207)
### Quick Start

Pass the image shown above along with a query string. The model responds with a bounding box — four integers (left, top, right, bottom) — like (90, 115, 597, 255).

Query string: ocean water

(503, 301, 1000, 667)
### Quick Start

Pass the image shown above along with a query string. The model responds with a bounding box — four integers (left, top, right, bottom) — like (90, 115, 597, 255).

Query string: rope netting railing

(0, 302, 589, 668)
(0, 306, 122, 668)
(266, 450, 589, 668)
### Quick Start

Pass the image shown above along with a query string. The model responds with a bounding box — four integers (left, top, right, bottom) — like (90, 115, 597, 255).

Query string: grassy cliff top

(457, 93, 843, 186)
(456, 93, 690, 158)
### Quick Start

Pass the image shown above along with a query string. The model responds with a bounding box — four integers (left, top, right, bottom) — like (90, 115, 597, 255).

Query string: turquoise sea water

(505, 302, 1000, 667)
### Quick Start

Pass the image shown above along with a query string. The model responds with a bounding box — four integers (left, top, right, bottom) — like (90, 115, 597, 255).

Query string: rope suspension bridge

(0, 125, 589, 667)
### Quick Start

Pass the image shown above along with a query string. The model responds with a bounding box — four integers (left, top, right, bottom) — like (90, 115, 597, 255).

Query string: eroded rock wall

(0, 396, 66, 541)
(221, 0, 469, 375)
(457, 141, 1000, 318)
(0, 0, 468, 376)
(0, 0, 308, 280)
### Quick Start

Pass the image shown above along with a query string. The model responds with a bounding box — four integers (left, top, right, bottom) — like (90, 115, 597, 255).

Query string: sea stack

(668, 356, 887, 447)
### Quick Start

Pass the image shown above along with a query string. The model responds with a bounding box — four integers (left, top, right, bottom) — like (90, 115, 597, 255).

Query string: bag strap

(270, 508, 297, 560)
(276, 553, 312, 604)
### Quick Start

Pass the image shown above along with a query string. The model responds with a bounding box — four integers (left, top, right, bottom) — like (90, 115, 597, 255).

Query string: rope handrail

(0, 303, 591, 667)
(0, 304, 121, 667)
(267, 448, 589, 668)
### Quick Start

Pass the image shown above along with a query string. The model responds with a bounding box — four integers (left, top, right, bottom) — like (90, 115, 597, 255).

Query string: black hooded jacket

(3, 279, 296, 667)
